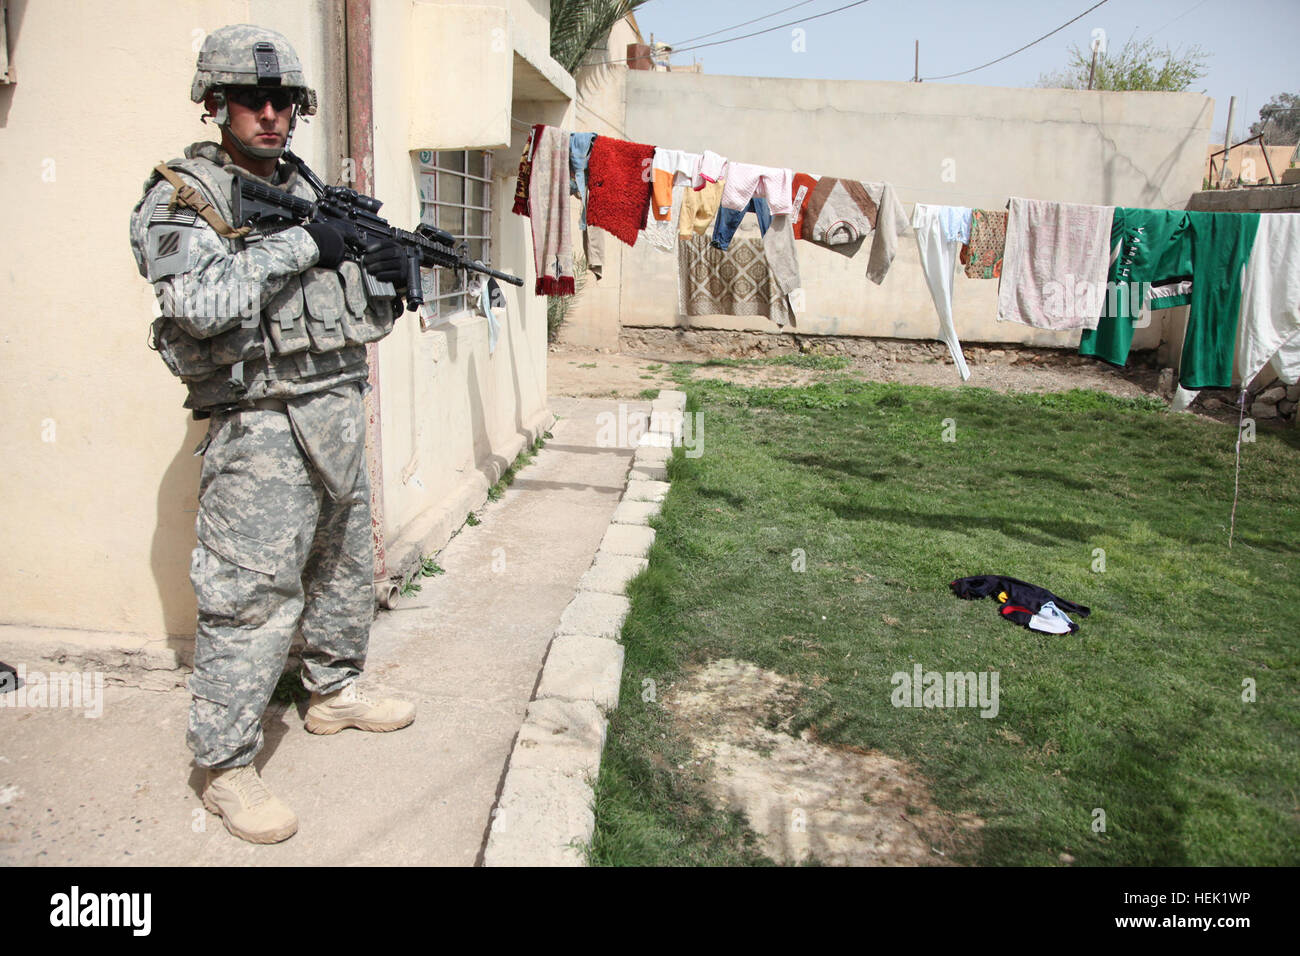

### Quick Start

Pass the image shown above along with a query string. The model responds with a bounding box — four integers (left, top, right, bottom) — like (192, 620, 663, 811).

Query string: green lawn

(590, 372, 1300, 866)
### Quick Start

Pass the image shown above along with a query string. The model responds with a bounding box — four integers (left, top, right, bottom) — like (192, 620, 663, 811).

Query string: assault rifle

(230, 149, 523, 313)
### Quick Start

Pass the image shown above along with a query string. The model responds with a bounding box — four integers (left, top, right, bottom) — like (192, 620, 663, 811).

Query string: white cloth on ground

(997, 197, 1114, 330)
(912, 204, 972, 381)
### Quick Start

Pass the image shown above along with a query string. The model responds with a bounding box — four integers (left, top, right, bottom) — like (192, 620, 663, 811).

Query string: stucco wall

(0, 0, 563, 638)
(579, 72, 1213, 351)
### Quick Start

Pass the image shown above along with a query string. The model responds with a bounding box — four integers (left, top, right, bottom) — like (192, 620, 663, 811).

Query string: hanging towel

(512, 124, 543, 217)
(711, 197, 772, 251)
(912, 204, 972, 381)
(679, 179, 726, 238)
(678, 233, 790, 326)
(720, 163, 794, 216)
(790, 172, 820, 239)
(864, 181, 910, 285)
(763, 214, 803, 326)
(960, 209, 1007, 279)
(526, 125, 574, 296)
(585, 136, 657, 247)
(997, 197, 1114, 330)
(569, 132, 597, 228)
(1237, 213, 1300, 387)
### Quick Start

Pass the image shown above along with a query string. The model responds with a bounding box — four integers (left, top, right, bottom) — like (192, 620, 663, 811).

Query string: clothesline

(512, 122, 1299, 409)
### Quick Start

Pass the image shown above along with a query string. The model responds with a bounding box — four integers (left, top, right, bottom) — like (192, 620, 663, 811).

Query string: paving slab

(610, 499, 662, 526)
(577, 552, 649, 595)
(534, 635, 624, 712)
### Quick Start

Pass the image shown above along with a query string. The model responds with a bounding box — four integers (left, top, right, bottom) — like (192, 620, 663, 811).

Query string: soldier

(129, 24, 415, 845)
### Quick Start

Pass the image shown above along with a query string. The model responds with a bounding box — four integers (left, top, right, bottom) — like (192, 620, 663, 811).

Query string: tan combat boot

(304, 682, 416, 735)
(202, 764, 298, 844)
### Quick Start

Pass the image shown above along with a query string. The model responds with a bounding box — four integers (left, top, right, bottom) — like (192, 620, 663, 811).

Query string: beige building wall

(596, 72, 1213, 353)
(552, 14, 642, 350)
(0, 0, 568, 639)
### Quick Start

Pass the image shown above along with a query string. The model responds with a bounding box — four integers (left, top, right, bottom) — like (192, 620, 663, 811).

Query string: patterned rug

(677, 234, 790, 325)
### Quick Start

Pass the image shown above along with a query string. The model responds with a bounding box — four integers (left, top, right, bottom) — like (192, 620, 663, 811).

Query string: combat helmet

(191, 24, 318, 159)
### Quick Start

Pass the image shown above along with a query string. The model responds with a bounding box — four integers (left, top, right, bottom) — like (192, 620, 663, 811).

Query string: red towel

(585, 137, 656, 247)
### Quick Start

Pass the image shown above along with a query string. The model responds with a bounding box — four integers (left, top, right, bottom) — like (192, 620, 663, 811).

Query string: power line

(921, 0, 1110, 82)
(1143, 0, 1212, 38)
(589, 0, 876, 67)
(665, 1, 822, 49)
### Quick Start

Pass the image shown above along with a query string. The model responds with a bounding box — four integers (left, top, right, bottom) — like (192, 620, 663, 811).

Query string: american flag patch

(150, 204, 199, 227)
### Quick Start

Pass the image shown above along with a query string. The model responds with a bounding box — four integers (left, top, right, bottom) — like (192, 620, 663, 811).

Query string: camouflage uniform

(130, 138, 396, 769)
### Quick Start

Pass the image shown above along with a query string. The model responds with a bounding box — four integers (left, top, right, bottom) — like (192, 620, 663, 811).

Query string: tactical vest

(135, 155, 394, 408)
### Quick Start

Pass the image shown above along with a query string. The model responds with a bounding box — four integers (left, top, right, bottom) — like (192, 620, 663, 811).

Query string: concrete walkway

(0, 397, 643, 866)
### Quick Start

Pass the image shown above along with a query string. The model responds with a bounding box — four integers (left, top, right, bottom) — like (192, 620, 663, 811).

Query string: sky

(633, 0, 1300, 144)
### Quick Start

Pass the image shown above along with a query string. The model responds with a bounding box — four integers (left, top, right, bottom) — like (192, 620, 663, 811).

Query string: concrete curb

(482, 388, 687, 867)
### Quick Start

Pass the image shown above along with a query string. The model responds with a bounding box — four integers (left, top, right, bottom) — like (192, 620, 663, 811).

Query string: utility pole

(1088, 46, 1098, 89)
(1219, 96, 1238, 186)
(914, 40, 919, 82)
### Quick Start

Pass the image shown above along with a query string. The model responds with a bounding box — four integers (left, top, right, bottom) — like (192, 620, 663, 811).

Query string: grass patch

(488, 433, 548, 501)
(700, 353, 852, 372)
(591, 379, 1300, 866)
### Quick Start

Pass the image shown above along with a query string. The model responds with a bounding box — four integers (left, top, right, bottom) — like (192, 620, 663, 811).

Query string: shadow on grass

(828, 501, 1102, 546)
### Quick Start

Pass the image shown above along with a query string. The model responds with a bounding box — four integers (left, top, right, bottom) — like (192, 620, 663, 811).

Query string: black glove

(302, 221, 348, 269)
(362, 239, 408, 289)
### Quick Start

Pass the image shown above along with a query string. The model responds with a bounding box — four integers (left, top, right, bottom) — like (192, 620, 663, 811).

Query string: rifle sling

(153, 163, 252, 240)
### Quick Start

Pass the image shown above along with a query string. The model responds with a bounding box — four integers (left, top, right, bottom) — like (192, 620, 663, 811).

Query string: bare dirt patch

(666, 658, 983, 866)
(548, 345, 678, 399)
(548, 343, 1166, 402)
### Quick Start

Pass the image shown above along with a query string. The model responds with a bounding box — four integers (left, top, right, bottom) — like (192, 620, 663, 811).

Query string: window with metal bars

(416, 149, 493, 321)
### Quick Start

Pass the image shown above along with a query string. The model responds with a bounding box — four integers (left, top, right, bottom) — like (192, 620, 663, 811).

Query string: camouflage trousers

(187, 385, 374, 769)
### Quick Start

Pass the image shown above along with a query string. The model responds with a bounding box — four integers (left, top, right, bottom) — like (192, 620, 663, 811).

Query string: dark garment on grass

(950, 574, 1090, 622)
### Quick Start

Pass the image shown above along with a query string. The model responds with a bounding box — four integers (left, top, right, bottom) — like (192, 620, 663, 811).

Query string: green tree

(550, 0, 655, 76)
(1249, 93, 1300, 146)
(1037, 35, 1209, 92)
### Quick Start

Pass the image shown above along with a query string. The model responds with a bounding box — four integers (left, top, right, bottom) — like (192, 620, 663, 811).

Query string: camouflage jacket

(130, 142, 394, 411)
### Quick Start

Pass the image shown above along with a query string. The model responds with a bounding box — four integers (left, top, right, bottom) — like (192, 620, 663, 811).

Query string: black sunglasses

(225, 87, 295, 112)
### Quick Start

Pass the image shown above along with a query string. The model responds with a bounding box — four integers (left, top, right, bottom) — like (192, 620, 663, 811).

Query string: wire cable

(588, 0, 876, 67)
(664, 0, 822, 48)
(921, 0, 1110, 81)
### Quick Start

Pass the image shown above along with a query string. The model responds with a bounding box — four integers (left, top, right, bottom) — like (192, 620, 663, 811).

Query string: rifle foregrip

(405, 254, 424, 312)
